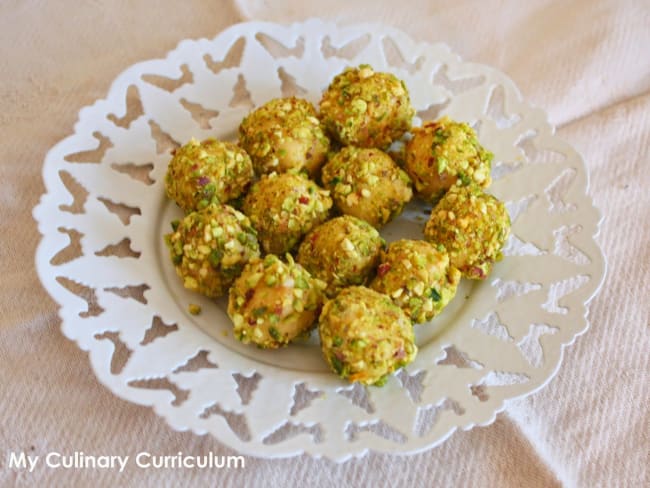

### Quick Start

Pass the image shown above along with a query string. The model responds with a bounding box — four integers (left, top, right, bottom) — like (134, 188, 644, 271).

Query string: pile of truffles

(163, 64, 510, 386)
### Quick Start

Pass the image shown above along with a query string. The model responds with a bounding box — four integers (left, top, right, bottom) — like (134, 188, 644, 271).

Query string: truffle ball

(228, 254, 325, 348)
(319, 286, 417, 386)
(424, 185, 510, 279)
(297, 215, 384, 297)
(370, 239, 461, 323)
(164, 203, 260, 297)
(319, 64, 415, 148)
(321, 146, 412, 228)
(239, 97, 330, 177)
(242, 172, 332, 255)
(404, 117, 493, 202)
(165, 138, 253, 213)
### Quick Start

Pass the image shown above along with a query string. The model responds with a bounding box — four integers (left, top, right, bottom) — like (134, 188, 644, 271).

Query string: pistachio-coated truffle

(319, 64, 415, 148)
(228, 254, 325, 348)
(239, 97, 330, 177)
(404, 117, 492, 202)
(321, 146, 412, 228)
(164, 203, 260, 298)
(242, 172, 332, 255)
(165, 138, 253, 212)
(297, 215, 385, 297)
(424, 185, 510, 279)
(319, 286, 417, 386)
(370, 239, 460, 323)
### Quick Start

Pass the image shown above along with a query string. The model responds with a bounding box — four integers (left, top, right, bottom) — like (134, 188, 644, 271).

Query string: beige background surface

(1, 0, 648, 486)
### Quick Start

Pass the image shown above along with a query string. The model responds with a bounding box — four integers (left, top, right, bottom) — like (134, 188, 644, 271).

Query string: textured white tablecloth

(1, 0, 648, 486)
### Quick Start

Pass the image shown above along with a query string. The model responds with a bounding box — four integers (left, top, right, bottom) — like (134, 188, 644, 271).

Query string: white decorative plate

(33, 19, 605, 460)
